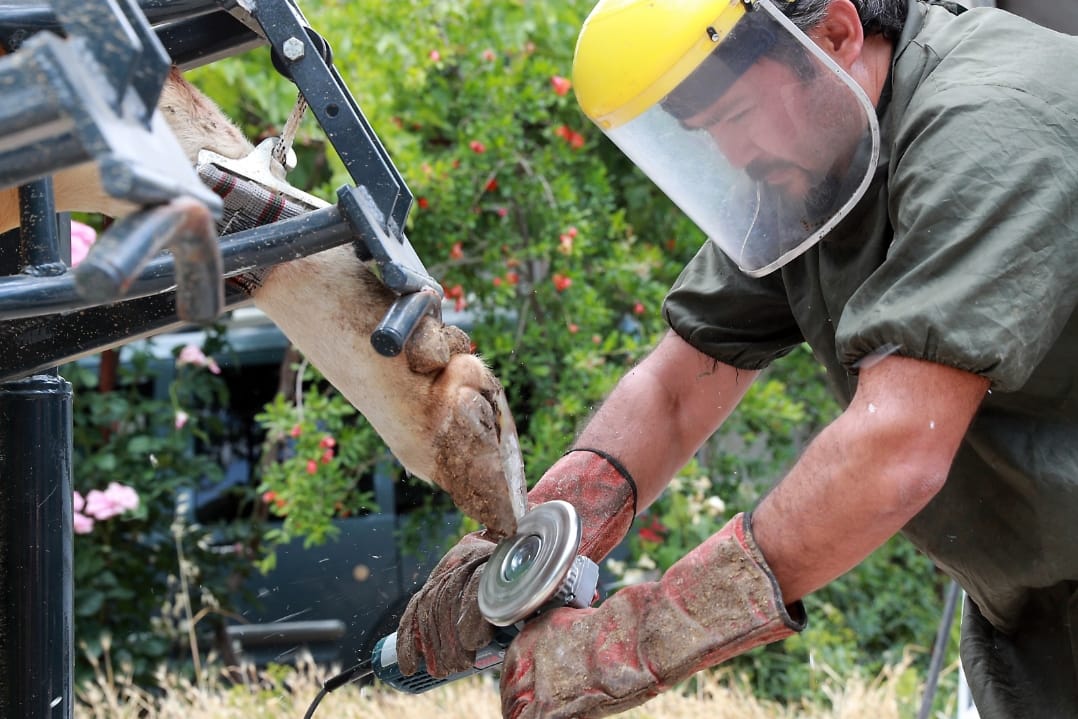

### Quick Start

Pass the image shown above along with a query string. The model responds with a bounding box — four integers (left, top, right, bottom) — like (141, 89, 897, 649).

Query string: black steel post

(0, 373, 74, 719)
(0, 178, 73, 719)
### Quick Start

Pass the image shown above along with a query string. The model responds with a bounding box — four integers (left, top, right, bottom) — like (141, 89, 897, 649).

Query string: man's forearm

(751, 355, 988, 602)
(751, 416, 943, 602)
(573, 331, 758, 511)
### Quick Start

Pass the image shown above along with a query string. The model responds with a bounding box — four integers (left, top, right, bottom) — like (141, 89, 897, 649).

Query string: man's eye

(720, 108, 751, 126)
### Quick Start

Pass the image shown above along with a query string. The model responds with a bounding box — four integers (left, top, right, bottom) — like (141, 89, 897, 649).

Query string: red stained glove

(500, 512, 807, 719)
(395, 531, 498, 677)
(396, 449, 637, 678)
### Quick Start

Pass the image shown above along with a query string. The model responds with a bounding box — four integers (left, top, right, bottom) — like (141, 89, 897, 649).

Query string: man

(396, 1, 1078, 717)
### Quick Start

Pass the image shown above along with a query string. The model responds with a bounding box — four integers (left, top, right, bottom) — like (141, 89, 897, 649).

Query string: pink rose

(72, 490, 96, 534)
(83, 482, 139, 520)
(176, 344, 221, 374)
(69, 221, 97, 267)
(73, 512, 95, 535)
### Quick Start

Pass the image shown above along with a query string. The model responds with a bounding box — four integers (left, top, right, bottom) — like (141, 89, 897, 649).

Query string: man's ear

(807, 0, 865, 70)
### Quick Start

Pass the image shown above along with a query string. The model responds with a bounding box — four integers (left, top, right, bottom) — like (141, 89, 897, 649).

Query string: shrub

(66, 330, 259, 686)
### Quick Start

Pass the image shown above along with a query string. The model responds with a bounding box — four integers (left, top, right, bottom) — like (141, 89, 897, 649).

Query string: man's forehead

(678, 59, 786, 130)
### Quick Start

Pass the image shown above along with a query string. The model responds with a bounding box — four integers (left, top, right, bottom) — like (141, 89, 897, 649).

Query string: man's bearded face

(683, 56, 862, 208)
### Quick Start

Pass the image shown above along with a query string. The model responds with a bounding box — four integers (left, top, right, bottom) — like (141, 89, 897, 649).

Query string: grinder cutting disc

(478, 500, 584, 627)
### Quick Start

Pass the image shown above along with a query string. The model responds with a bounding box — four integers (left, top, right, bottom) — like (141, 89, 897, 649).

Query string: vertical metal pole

(0, 177, 74, 719)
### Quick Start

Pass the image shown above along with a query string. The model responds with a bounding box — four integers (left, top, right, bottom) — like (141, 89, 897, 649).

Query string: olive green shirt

(663, 3, 1078, 713)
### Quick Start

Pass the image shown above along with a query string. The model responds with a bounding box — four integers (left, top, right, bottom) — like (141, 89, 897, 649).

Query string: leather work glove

(500, 512, 807, 719)
(396, 448, 637, 677)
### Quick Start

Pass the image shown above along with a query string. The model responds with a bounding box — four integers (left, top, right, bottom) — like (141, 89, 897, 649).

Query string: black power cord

(302, 658, 374, 719)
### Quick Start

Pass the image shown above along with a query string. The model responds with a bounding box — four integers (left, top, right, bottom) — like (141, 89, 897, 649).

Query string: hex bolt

(282, 37, 306, 61)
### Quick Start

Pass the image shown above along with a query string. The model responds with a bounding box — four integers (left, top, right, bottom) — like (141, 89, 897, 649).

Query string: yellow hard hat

(572, 0, 749, 129)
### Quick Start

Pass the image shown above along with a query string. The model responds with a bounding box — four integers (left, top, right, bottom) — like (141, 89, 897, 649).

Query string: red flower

(568, 323, 579, 334)
(493, 276, 503, 287)
(550, 75, 572, 96)
(566, 226, 579, 238)
(289, 423, 302, 438)
(638, 517, 667, 544)
(469, 140, 487, 154)
(306, 459, 318, 475)
(262, 490, 277, 504)
(505, 271, 519, 286)
(417, 197, 430, 209)
(558, 233, 573, 255)
(552, 273, 572, 292)
(320, 448, 334, 464)
(555, 125, 585, 149)
(319, 435, 336, 449)
(429, 49, 441, 62)
(496, 206, 509, 218)
(633, 302, 645, 316)
(482, 48, 496, 62)
(485, 177, 498, 192)
(639, 527, 662, 543)
(450, 242, 464, 261)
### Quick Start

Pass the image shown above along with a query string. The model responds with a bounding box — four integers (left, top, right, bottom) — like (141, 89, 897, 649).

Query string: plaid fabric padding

(198, 162, 321, 235)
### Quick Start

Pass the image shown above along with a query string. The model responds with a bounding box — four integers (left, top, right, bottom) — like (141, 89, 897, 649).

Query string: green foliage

(66, 331, 258, 687)
(253, 359, 386, 568)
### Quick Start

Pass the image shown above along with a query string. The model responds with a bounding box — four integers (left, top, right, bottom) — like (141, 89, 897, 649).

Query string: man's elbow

(842, 415, 961, 519)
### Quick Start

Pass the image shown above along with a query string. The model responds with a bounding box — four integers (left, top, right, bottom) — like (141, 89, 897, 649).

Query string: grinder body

(371, 500, 599, 693)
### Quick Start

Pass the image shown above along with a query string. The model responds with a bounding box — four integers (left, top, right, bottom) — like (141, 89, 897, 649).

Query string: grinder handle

(371, 626, 519, 694)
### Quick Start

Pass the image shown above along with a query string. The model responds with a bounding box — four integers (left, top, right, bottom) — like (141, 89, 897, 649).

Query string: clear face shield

(596, 1, 880, 277)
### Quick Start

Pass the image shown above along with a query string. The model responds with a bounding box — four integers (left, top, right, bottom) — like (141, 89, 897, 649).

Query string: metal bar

(73, 197, 221, 323)
(0, 373, 74, 719)
(18, 178, 67, 275)
(0, 202, 350, 321)
(0, 282, 252, 383)
(250, 0, 412, 231)
(370, 289, 439, 357)
(50, 0, 143, 107)
(917, 579, 961, 719)
(0, 174, 72, 719)
(159, 11, 265, 71)
(0, 0, 226, 38)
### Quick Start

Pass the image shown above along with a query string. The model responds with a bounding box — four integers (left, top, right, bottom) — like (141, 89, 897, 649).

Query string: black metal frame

(0, 1, 444, 715)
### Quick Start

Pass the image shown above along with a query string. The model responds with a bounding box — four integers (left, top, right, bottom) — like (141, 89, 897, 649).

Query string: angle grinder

(302, 500, 599, 717)
(375, 499, 600, 692)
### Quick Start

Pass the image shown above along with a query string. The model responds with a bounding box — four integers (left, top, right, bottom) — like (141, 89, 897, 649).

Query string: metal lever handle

(73, 197, 223, 324)
(370, 289, 440, 357)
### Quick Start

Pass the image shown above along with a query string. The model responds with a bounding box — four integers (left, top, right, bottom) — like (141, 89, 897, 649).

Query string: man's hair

(780, 0, 908, 40)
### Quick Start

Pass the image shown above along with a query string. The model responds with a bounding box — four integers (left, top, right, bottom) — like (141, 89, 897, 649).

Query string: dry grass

(73, 655, 912, 719)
